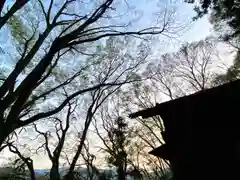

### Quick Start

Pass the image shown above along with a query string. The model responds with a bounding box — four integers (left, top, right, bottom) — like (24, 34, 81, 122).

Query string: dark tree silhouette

(95, 116, 128, 180)
(33, 102, 75, 180)
(5, 142, 36, 180)
(0, 0, 172, 150)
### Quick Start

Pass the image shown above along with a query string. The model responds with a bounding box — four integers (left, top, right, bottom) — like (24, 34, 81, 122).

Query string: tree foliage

(186, 0, 240, 40)
(213, 50, 240, 85)
(94, 112, 130, 180)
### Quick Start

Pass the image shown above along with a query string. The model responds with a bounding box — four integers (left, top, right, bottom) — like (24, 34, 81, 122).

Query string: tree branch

(0, 0, 29, 30)
(18, 80, 134, 127)
(33, 123, 53, 160)
(7, 143, 36, 180)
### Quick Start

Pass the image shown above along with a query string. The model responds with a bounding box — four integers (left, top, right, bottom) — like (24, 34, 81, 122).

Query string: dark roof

(130, 79, 240, 180)
(129, 79, 240, 120)
(149, 144, 172, 160)
(130, 79, 240, 163)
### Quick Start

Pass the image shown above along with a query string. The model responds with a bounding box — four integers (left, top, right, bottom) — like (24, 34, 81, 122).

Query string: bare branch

(0, 0, 29, 30)
(66, 28, 166, 47)
(33, 123, 53, 160)
(7, 143, 36, 180)
(37, 0, 48, 24)
(52, 0, 76, 24)
(18, 80, 137, 127)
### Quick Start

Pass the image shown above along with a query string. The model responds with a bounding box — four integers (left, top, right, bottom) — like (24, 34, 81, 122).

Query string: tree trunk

(0, 110, 5, 149)
(0, 27, 52, 100)
(64, 172, 75, 180)
(0, 124, 12, 151)
(50, 162, 60, 180)
(0, 42, 58, 150)
(65, 116, 92, 180)
(118, 166, 126, 180)
(25, 159, 36, 180)
(0, 133, 6, 151)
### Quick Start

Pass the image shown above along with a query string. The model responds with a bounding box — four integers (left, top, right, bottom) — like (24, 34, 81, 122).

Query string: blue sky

(132, 0, 213, 53)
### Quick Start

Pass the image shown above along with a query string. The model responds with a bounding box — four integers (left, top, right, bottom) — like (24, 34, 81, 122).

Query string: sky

(0, 0, 232, 169)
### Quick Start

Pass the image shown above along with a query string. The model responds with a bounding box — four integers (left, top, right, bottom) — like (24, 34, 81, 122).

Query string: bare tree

(7, 144, 36, 180)
(93, 95, 168, 180)
(73, 139, 108, 180)
(125, 93, 171, 179)
(3, 134, 36, 180)
(25, 36, 148, 180)
(80, 141, 98, 180)
(145, 37, 220, 101)
(33, 101, 76, 180)
(0, 0, 175, 149)
(94, 109, 129, 180)
(61, 36, 148, 180)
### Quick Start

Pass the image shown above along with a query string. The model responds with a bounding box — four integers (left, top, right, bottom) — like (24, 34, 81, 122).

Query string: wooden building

(130, 79, 240, 180)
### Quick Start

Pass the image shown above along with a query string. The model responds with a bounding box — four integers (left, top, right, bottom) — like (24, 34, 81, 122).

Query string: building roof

(129, 79, 240, 127)
(129, 79, 240, 161)
(149, 144, 173, 159)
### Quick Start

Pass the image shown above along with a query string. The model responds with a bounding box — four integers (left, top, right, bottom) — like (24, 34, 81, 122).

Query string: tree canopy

(186, 0, 240, 40)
